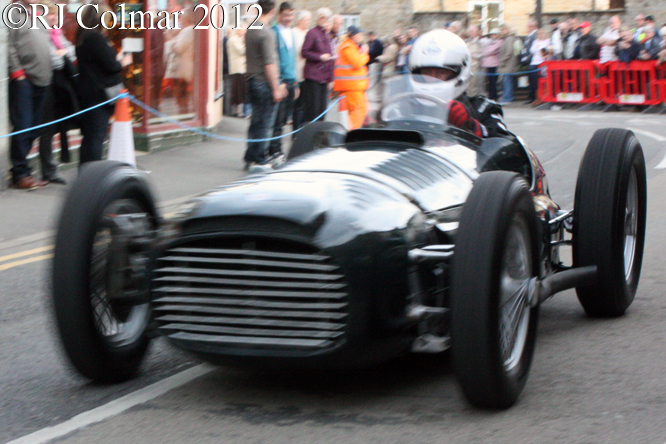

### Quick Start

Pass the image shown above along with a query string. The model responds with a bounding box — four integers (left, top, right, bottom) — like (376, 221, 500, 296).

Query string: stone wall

(290, 0, 666, 39)
(291, 0, 414, 37)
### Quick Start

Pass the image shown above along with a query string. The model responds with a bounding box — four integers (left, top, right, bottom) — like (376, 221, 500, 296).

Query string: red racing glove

(448, 100, 484, 138)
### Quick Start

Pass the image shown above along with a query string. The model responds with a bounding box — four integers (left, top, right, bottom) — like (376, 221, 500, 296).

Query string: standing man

(520, 19, 538, 104)
(564, 17, 580, 59)
(292, 9, 311, 132)
(402, 26, 420, 71)
(549, 19, 564, 59)
(301, 8, 335, 125)
(243, 0, 287, 169)
(634, 14, 647, 43)
(574, 21, 599, 60)
(7, 0, 53, 190)
(367, 31, 384, 65)
(330, 15, 344, 54)
(638, 26, 661, 60)
(465, 25, 483, 97)
(334, 26, 369, 129)
(598, 15, 621, 64)
(498, 25, 518, 103)
(269, 2, 298, 158)
(366, 31, 384, 103)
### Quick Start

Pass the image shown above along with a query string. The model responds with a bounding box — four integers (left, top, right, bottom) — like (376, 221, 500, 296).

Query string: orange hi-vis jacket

(334, 38, 370, 92)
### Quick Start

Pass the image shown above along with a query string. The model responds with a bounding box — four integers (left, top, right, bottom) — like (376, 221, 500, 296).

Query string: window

(341, 14, 360, 34)
(468, 1, 504, 35)
(609, 0, 625, 9)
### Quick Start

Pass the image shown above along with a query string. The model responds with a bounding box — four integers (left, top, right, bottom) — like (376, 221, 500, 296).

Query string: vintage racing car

(52, 75, 647, 409)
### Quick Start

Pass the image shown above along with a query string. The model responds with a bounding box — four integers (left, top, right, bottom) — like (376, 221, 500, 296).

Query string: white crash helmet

(408, 29, 472, 98)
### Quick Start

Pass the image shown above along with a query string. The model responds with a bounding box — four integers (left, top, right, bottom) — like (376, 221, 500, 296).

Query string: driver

(408, 29, 510, 139)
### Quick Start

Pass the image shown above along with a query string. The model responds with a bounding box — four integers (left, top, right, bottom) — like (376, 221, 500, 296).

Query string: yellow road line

(0, 245, 54, 264)
(0, 254, 54, 272)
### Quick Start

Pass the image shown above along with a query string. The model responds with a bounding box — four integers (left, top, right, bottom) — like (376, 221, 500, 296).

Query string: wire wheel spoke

(89, 199, 153, 346)
(499, 216, 532, 372)
(624, 168, 638, 280)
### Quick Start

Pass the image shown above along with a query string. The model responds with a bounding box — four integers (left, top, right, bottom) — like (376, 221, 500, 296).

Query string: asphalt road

(1, 109, 666, 444)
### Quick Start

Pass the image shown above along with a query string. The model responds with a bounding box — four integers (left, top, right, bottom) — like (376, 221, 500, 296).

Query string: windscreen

(380, 74, 454, 126)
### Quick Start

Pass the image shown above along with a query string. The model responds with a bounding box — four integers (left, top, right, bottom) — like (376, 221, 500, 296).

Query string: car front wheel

(573, 128, 647, 317)
(451, 171, 540, 409)
(52, 161, 158, 383)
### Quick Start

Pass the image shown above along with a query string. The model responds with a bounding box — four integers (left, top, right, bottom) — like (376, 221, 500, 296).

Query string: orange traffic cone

(107, 89, 136, 167)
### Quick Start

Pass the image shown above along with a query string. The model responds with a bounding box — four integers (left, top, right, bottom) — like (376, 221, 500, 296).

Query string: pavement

(0, 116, 254, 250)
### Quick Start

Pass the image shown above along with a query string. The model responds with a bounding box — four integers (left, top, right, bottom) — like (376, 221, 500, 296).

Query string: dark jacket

(641, 36, 661, 59)
(301, 25, 335, 84)
(615, 40, 641, 63)
(75, 31, 122, 107)
(575, 33, 599, 60)
(368, 39, 384, 64)
(520, 30, 537, 65)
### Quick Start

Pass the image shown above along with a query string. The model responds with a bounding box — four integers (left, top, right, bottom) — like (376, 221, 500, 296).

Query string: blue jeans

(244, 78, 278, 164)
(9, 79, 47, 181)
(501, 73, 514, 102)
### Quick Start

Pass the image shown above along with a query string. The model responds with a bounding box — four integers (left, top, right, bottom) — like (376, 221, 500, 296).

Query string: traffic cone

(107, 89, 136, 167)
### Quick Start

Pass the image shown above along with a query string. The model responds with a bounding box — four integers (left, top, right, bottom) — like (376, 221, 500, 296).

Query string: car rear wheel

(451, 171, 539, 409)
(287, 121, 346, 161)
(52, 161, 158, 382)
(573, 128, 647, 317)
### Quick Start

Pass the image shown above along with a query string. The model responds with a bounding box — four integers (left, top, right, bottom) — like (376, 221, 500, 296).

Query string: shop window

(609, 0, 625, 9)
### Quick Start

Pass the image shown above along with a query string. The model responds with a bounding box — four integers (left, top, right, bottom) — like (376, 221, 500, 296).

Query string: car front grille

(152, 236, 348, 351)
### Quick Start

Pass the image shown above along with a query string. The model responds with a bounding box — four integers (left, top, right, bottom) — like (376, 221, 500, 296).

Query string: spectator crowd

(228, 4, 666, 168)
(8, 0, 666, 183)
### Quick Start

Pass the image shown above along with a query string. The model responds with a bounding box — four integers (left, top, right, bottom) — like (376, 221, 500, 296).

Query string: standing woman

(38, 0, 78, 184)
(301, 7, 335, 125)
(75, 3, 124, 165)
(227, 27, 248, 117)
(481, 28, 502, 101)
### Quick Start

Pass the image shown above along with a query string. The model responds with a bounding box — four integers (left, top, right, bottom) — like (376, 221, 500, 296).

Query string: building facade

(291, 0, 666, 37)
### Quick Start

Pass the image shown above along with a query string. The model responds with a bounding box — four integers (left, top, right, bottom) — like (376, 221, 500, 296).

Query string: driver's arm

(449, 100, 486, 138)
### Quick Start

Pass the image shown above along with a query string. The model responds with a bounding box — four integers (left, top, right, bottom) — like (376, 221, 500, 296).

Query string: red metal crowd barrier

(538, 60, 601, 103)
(537, 60, 666, 106)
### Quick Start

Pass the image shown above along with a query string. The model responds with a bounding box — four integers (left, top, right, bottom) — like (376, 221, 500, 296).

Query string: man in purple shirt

(300, 7, 335, 125)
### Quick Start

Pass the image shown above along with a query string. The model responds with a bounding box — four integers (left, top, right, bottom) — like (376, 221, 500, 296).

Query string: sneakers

(12, 176, 48, 191)
(243, 152, 286, 173)
(45, 175, 67, 185)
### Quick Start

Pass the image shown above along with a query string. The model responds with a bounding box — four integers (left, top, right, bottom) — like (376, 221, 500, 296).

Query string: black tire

(287, 121, 346, 161)
(52, 161, 158, 383)
(573, 128, 647, 317)
(451, 172, 540, 409)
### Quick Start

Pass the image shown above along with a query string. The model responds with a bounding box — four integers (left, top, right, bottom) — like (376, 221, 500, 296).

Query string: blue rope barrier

(129, 96, 342, 143)
(0, 93, 128, 140)
(0, 69, 535, 143)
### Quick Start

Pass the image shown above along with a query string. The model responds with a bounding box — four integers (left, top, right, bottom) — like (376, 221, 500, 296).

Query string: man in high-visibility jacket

(334, 26, 369, 129)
